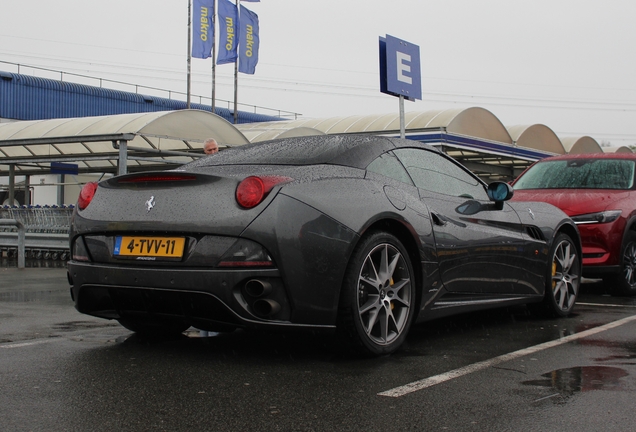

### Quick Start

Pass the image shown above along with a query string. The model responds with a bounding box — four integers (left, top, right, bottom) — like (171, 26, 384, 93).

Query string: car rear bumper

(67, 261, 335, 332)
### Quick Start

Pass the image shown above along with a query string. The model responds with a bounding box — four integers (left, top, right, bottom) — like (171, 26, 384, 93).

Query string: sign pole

(399, 95, 405, 139)
(233, 58, 238, 124)
(187, 0, 192, 109)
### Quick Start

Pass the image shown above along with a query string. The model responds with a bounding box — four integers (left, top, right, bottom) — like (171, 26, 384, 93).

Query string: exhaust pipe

(253, 299, 281, 318)
(244, 279, 272, 298)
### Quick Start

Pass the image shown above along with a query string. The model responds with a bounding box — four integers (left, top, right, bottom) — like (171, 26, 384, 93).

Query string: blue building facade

(0, 71, 283, 124)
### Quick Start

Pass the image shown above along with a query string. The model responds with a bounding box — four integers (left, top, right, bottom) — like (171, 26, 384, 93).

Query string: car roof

(538, 152, 636, 162)
(184, 134, 441, 170)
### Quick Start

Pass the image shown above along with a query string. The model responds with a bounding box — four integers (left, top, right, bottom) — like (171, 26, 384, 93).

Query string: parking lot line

(0, 339, 60, 349)
(577, 302, 636, 308)
(378, 314, 636, 398)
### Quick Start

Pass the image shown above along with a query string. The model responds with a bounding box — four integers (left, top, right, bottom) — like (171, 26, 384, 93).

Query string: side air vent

(525, 226, 545, 241)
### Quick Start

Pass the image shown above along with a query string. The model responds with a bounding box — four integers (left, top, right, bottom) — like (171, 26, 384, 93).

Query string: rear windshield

(514, 159, 635, 190)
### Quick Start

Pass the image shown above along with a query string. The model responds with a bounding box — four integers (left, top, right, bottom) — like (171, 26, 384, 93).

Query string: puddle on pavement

(575, 339, 636, 363)
(594, 353, 636, 363)
(523, 366, 628, 395)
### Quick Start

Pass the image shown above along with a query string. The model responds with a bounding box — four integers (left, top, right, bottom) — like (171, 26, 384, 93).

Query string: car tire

(607, 230, 636, 296)
(338, 231, 415, 356)
(534, 233, 581, 317)
(118, 318, 190, 336)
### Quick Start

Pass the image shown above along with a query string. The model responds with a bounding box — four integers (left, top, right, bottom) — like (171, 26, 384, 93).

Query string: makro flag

(238, 5, 259, 74)
(192, 0, 215, 59)
(217, 0, 238, 64)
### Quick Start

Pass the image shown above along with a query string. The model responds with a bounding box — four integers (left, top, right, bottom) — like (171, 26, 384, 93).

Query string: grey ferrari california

(68, 134, 581, 356)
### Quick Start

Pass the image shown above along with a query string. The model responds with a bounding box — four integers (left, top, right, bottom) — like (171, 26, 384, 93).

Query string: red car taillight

(77, 182, 98, 210)
(235, 176, 292, 209)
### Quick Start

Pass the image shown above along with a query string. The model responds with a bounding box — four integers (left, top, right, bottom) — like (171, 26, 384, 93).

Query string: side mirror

(487, 182, 514, 210)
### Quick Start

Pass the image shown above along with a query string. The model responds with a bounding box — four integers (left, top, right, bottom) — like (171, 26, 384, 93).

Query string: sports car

(68, 134, 582, 356)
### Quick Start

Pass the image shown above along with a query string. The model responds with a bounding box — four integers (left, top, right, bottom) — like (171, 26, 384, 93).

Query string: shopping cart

(0, 205, 74, 260)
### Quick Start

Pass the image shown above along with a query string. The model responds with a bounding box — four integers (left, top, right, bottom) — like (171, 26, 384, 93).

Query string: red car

(511, 153, 636, 296)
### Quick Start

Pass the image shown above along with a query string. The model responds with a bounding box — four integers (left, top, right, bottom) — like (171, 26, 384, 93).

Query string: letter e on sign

(381, 35, 421, 101)
(396, 52, 412, 84)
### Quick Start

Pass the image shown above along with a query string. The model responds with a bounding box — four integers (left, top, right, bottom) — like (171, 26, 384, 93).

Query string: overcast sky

(1, 0, 635, 146)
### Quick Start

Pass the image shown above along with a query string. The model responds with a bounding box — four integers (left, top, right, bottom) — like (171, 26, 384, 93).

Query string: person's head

(204, 138, 219, 155)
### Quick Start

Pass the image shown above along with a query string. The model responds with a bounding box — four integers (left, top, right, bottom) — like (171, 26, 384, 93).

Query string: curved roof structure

(240, 126, 324, 142)
(0, 110, 249, 174)
(602, 146, 634, 154)
(237, 107, 513, 144)
(277, 127, 326, 139)
(561, 136, 603, 154)
(0, 109, 248, 145)
(507, 124, 565, 154)
(409, 107, 513, 144)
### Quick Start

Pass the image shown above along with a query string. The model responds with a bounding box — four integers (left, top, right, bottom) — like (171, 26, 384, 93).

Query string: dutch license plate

(114, 236, 185, 258)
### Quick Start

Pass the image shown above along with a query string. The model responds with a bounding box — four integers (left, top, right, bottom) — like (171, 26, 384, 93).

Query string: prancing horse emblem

(145, 196, 156, 212)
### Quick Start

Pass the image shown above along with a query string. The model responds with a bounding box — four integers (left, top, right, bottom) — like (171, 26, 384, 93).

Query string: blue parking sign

(379, 35, 422, 101)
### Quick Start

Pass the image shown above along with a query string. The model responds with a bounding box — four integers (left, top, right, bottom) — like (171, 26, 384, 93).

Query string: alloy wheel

(356, 243, 412, 346)
(551, 238, 579, 312)
(621, 241, 636, 288)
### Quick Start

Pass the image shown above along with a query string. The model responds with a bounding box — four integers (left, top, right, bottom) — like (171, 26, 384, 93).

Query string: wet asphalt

(2, 262, 636, 431)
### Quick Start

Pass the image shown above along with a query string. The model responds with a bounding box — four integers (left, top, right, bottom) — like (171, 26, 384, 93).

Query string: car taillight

(78, 182, 98, 210)
(235, 176, 292, 209)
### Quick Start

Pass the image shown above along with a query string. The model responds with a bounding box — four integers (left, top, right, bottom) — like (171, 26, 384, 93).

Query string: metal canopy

(0, 110, 250, 176)
(0, 107, 618, 184)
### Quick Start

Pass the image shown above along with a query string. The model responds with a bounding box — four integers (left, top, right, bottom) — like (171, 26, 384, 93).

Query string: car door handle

(431, 212, 448, 226)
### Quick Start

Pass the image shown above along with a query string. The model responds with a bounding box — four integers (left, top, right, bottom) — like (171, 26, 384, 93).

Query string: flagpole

(187, 0, 192, 109)
(211, 0, 217, 114)
(233, 0, 240, 124)
(233, 57, 238, 124)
